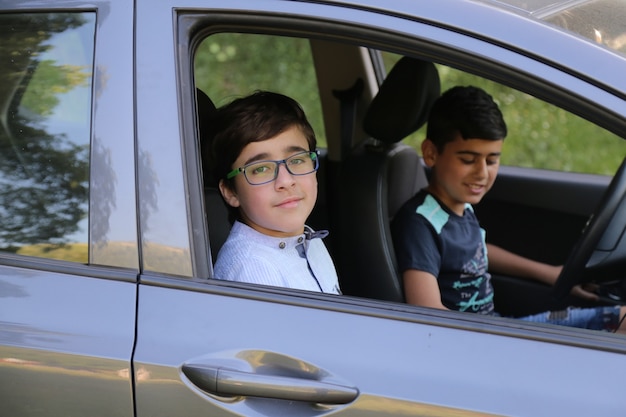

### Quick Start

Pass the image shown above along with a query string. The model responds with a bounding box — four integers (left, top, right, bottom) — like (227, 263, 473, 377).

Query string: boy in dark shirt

(392, 85, 624, 331)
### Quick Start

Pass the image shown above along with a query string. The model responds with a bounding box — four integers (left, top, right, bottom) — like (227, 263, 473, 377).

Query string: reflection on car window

(381, 51, 626, 175)
(0, 13, 95, 262)
(541, 0, 626, 57)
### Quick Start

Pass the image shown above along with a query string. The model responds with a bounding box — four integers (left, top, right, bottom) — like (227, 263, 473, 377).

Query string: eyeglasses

(226, 150, 319, 185)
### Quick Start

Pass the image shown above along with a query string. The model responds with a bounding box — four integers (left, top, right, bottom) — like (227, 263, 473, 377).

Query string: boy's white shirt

(214, 221, 341, 294)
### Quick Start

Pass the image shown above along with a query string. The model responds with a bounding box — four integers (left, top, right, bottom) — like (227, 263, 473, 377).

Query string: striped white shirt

(213, 221, 341, 294)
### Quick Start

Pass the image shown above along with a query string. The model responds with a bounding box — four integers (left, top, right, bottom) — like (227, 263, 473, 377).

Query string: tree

(0, 13, 91, 250)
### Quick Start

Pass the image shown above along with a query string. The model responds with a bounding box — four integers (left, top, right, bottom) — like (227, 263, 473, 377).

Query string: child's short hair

(426, 86, 507, 152)
(209, 91, 317, 190)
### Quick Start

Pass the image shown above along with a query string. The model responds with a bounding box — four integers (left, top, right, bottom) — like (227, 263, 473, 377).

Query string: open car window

(187, 21, 625, 334)
(194, 32, 326, 146)
(380, 52, 626, 176)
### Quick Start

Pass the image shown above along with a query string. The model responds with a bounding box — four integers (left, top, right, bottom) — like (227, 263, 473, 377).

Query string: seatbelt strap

(332, 78, 364, 158)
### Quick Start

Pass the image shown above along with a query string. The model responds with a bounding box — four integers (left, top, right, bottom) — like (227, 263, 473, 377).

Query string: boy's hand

(571, 283, 600, 301)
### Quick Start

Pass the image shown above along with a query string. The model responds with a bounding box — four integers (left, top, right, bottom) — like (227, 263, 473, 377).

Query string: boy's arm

(403, 269, 449, 310)
(486, 243, 598, 301)
(486, 243, 559, 285)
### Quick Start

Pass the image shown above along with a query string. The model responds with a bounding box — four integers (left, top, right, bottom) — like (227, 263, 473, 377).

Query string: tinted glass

(0, 13, 95, 262)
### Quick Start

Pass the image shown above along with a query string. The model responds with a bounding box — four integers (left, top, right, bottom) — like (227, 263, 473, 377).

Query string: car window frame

(172, 7, 626, 351)
(178, 8, 626, 264)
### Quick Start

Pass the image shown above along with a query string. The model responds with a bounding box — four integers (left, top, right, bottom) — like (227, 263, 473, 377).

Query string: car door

(0, 2, 137, 416)
(133, 1, 626, 416)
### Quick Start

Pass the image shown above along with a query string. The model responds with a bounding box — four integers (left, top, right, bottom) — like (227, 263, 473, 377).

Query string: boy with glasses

(208, 91, 341, 294)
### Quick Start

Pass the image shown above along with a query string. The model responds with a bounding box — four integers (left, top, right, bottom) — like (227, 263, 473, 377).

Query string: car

(1, 0, 626, 416)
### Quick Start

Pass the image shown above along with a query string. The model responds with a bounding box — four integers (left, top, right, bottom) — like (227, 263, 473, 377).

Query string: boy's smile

(422, 135, 503, 216)
(220, 125, 317, 237)
(276, 195, 303, 209)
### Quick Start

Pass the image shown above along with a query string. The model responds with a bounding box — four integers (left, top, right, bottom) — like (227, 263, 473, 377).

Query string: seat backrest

(196, 88, 231, 264)
(333, 57, 440, 302)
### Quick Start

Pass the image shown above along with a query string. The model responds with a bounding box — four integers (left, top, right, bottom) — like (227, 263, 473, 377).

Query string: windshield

(484, 0, 626, 56)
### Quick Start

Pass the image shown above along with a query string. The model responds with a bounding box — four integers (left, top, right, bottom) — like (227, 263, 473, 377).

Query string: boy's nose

(474, 159, 488, 178)
(274, 163, 296, 187)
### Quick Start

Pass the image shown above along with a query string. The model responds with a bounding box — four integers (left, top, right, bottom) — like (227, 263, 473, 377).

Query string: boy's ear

(218, 179, 240, 208)
(421, 139, 437, 167)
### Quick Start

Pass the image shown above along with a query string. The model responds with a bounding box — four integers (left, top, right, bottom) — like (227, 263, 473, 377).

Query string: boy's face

(219, 125, 317, 237)
(422, 134, 503, 216)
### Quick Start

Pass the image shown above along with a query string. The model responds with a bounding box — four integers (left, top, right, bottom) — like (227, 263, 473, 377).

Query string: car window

(0, 12, 95, 263)
(381, 51, 626, 176)
(194, 32, 326, 146)
(177, 11, 626, 342)
(193, 32, 330, 267)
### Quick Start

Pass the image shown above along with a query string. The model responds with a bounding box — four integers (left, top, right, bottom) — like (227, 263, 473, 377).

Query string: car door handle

(182, 363, 358, 404)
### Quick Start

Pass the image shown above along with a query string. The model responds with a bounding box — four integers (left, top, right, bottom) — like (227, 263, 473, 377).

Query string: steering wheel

(553, 156, 626, 299)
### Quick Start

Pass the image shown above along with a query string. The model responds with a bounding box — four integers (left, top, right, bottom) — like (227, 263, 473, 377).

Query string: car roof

(476, 0, 626, 56)
(292, 0, 626, 98)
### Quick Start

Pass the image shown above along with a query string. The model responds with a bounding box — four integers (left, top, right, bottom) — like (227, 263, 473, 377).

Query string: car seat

(196, 88, 231, 264)
(333, 57, 440, 302)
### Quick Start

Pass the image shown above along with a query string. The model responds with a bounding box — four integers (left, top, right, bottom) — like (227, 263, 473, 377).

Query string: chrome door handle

(182, 363, 358, 404)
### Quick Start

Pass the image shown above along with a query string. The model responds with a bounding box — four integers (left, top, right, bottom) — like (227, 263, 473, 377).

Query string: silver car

(1, 0, 625, 416)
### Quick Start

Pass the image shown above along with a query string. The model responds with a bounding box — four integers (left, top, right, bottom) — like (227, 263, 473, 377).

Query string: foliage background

(195, 33, 625, 175)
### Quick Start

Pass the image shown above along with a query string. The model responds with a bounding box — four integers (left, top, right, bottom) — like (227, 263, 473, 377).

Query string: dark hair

(207, 91, 317, 223)
(208, 91, 316, 188)
(426, 85, 507, 152)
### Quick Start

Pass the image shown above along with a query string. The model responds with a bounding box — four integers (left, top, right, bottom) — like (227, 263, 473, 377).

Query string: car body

(1, 0, 626, 416)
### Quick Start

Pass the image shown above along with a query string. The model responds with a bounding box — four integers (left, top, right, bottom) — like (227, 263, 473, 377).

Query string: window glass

(381, 52, 626, 175)
(0, 13, 94, 262)
(194, 33, 326, 146)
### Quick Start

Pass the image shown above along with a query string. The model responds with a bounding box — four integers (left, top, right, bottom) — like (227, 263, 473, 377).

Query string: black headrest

(197, 88, 217, 143)
(363, 57, 440, 144)
(196, 88, 218, 186)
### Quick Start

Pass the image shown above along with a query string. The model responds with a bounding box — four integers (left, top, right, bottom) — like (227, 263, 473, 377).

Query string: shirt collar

(232, 221, 328, 251)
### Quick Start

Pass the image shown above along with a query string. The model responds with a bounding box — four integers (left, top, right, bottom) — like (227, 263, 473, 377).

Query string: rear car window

(0, 12, 95, 262)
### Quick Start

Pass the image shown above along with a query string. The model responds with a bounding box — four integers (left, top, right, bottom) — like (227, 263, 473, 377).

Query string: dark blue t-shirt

(391, 190, 495, 315)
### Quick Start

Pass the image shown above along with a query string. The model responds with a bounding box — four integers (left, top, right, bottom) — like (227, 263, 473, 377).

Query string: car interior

(196, 52, 439, 303)
(329, 56, 438, 303)
(193, 30, 626, 321)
